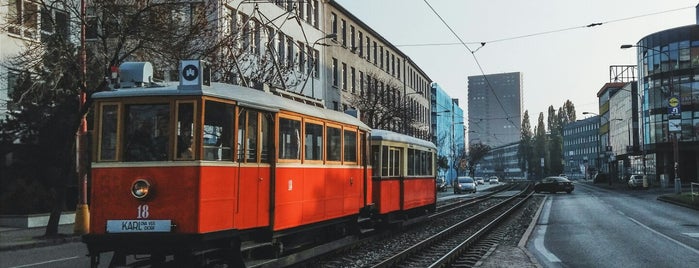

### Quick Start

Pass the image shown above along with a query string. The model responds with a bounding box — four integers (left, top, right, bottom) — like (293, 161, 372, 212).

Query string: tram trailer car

(369, 129, 437, 225)
(83, 60, 374, 267)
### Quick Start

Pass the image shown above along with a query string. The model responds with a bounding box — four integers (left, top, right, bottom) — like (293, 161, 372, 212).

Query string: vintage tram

(82, 60, 436, 267)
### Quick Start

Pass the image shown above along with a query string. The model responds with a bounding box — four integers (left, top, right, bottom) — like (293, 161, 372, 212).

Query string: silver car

(454, 176, 477, 194)
(627, 174, 645, 189)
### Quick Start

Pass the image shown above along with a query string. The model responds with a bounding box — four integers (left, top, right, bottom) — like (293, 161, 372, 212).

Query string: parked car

(534, 176, 574, 193)
(454, 176, 477, 194)
(489, 176, 499, 184)
(627, 174, 645, 189)
(475, 177, 485, 185)
(436, 177, 448, 192)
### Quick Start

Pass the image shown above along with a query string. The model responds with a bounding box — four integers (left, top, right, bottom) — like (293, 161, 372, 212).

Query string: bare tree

(0, 0, 310, 236)
(346, 72, 418, 133)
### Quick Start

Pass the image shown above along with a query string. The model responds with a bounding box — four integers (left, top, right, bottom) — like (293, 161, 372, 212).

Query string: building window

(341, 19, 346, 47)
(350, 25, 355, 50)
(350, 67, 356, 93)
(40, 7, 69, 40)
(298, 41, 305, 73)
(313, 49, 320, 78)
(341, 62, 347, 90)
(8, 0, 39, 39)
(358, 31, 364, 57)
(332, 58, 338, 87)
(331, 12, 337, 39)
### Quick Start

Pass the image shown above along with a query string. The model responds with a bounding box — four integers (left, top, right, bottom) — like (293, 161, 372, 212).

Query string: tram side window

(99, 104, 118, 161)
(407, 149, 416, 175)
(327, 126, 341, 161)
(344, 130, 356, 163)
(260, 113, 271, 163)
(304, 122, 323, 161)
(237, 110, 259, 162)
(203, 101, 234, 161)
(279, 118, 301, 160)
(381, 146, 401, 177)
(176, 102, 195, 160)
(371, 145, 380, 177)
(124, 104, 170, 161)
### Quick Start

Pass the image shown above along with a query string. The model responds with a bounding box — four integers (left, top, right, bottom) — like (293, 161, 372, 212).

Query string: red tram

(82, 60, 436, 267)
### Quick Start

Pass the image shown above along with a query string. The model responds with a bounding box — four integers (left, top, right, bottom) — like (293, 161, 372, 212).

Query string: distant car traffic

(454, 176, 477, 194)
(475, 177, 485, 185)
(489, 176, 499, 184)
(534, 176, 574, 194)
(627, 174, 645, 189)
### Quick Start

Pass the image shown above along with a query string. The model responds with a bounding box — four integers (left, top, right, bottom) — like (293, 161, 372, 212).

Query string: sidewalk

(0, 224, 81, 251)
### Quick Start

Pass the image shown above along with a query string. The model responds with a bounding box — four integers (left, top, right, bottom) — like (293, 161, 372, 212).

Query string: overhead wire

(423, 0, 521, 131)
(396, 5, 694, 47)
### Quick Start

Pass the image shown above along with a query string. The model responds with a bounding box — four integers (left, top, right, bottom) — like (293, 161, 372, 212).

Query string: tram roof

(92, 82, 370, 131)
(370, 129, 436, 150)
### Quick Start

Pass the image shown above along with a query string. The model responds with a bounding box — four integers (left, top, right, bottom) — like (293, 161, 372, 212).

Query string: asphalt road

(528, 183, 699, 268)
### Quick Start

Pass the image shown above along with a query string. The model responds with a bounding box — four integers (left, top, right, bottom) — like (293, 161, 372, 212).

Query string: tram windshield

(123, 104, 170, 161)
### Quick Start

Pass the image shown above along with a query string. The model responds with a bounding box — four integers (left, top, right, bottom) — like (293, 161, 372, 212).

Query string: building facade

(467, 72, 522, 148)
(630, 21, 699, 184)
(563, 116, 601, 180)
(325, 1, 431, 139)
(478, 142, 523, 179)
(431, 83, 465, 184)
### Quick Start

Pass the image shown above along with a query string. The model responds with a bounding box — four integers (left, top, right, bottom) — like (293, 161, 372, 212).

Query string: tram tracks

(280, 182, 532, 268)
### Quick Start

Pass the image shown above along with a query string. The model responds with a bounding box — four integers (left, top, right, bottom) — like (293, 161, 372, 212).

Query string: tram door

(234, 109, 272, 229)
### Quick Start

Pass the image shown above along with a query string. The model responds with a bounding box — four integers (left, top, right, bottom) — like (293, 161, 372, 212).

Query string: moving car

(475, 177, 485, 185)
(534, 176, 574, 193)
(454, 176, 477, 194)
(489, 176, 499, 184)
(627, 174, 645, 189)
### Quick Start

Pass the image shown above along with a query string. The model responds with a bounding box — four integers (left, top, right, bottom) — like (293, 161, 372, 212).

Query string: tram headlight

(131, 179, 151, 199)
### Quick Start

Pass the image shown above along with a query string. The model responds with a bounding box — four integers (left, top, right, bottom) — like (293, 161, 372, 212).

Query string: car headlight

(131, 179, 151, 199)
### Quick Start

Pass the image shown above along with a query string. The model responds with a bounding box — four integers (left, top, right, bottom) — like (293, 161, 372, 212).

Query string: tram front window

(123, 104, 170, 161)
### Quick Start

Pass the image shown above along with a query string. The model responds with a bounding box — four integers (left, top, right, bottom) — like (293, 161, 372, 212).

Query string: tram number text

(137, 204, 149, 219)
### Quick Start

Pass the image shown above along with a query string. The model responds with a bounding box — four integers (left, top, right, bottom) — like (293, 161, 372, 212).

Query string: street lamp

(621, 44, 680, 192)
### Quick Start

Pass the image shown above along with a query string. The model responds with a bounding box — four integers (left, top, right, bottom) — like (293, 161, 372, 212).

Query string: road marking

(683, 233, 699, 238)
(625, 216, 699, 255)
(533, 198, 561, 263)
(10, 256, 79, 268)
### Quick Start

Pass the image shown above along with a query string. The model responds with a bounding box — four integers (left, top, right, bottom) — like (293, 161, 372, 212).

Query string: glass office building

(632, 24, 699, 184)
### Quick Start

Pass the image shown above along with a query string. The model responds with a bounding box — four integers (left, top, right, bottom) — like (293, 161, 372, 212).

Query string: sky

(334, 0, 698, 125)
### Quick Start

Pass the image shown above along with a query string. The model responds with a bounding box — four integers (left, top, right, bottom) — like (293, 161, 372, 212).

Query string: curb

(0, 234, 82, 252)
(657, 196, 699, 211)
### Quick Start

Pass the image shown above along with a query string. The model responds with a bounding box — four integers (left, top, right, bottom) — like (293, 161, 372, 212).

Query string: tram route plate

(106, 220, 172, 233)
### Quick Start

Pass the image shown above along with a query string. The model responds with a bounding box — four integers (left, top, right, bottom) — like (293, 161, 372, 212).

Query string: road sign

(668, 96, 680, 108)
(669, 119, 681, 132)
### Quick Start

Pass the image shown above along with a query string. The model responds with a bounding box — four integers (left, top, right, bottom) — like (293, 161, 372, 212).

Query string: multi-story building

(431, 83, 465, 184)
(590, 82, 627, 177)
(608, 82, 641, 182)
(626, 11, 699, 185)
(479, 142, 523, 179)
(1, 0, 73, 118)
(325, 1, 431, 139)
(467, 72, 522, 148)
(563, 116, 601, 180)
